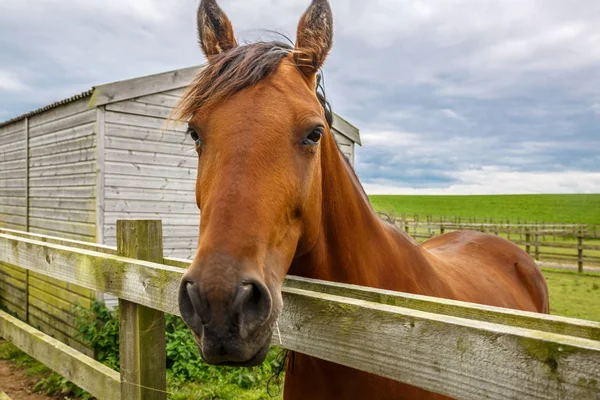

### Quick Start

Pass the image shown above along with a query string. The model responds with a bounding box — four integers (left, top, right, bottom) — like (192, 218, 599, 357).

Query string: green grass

(369, 194, 600, 225)
(542, 269, 600, 322)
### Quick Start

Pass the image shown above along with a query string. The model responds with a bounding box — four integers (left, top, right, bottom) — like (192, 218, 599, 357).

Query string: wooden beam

(332, 113, 361, 145)
(95, 106, 105, 246)
(24, 117, 29, 321)
(88, 66, 202, 107)
(116, 220, 166, 400)
(0, 227, 117, 254)
(283, 275, 600, 341)
(24, 117, 29, 232)
(0, 309, 120, 400)
(0, 231, 182, 316)
(279, 287, 600, 400)
(1, 228, 599, 341)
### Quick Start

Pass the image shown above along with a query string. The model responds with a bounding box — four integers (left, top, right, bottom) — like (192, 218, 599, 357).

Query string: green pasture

(543, 268, 600, 322)
(369, 194, 600, 225)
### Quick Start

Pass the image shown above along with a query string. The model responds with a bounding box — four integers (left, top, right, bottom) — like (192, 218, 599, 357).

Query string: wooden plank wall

(28, 97, 97, 241)
(0, 120, 27, 230)
(333, 131, 354, 165)
(0, 98, 96, 355)
(103, 88, 200, 260)
(0, 120, 28, 322)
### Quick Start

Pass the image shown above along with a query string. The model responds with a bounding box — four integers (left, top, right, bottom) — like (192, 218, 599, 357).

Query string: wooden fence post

(534, 233, 540, 261)
(577, 233, 584, 273)
(117, 220, 166, 400)
(525, 230, 531, 255)
(440, 224, 445, 235)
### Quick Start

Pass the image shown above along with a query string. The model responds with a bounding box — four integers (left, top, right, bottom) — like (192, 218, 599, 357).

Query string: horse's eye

(302, 127, 324, 145)
(187, 126, 202, 148)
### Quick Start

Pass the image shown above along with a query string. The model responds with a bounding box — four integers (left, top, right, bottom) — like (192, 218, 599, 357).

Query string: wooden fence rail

(0, 222, 599, 399)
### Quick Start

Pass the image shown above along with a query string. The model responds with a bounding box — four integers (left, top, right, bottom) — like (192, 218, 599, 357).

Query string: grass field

(369, 194, 600, 225)
(543, 269, 600, 322)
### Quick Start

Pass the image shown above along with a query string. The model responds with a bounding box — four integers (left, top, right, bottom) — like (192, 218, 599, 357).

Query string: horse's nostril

(231, 283, 254, 315)
(234, 281, 272, 338)
(185, 281, 211, 325)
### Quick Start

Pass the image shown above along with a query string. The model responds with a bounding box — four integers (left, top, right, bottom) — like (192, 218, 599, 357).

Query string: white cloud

(0, 71, 29, 92)
(363, 168, 600, 195)
(441, 109, 468, 123)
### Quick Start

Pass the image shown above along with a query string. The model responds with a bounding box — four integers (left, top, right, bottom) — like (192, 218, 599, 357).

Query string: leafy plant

(72, 299, 286, 399)
(74, 301, 120, 371)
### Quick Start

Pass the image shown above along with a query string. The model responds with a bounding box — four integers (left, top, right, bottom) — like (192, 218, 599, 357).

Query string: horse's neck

(290, 131, 436, 292)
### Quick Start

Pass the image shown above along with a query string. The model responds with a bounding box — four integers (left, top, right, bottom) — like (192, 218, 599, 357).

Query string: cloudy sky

(1, 0, 599, 194)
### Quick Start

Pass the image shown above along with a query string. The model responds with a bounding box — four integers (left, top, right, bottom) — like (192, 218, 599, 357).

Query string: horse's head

(176, 0, 334, 366)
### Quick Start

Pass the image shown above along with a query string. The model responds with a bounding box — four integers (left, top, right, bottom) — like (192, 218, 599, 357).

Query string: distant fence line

(379, 213, 599, 237)
(377, 213, 600, 273)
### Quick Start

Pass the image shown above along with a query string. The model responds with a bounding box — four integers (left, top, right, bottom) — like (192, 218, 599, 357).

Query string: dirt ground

(0, 359, 56, 400)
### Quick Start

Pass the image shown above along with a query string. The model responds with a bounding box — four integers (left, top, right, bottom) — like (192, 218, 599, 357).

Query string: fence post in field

(577, 232, 584, 273)
(525, 229, 531, 255)
(117, 220, 167, 400)
(440, 223, 445, 235)
(534, 232, 540, 261)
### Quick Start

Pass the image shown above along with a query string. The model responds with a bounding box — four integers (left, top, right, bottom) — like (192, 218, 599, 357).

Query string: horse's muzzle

(178, 271, 273, 365)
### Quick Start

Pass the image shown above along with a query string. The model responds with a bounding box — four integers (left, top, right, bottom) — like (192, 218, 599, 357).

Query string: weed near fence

(73, 300, 286, 399)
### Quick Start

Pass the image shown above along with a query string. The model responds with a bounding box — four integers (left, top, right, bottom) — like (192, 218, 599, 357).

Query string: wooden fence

(0, 228, 95, 356)
(0, 220, 599, 400)
(377, 213, 600, 273)
(389, 213, 599, 237)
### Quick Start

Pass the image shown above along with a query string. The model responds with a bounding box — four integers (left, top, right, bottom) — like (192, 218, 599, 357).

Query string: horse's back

(422, 230, 549, 313)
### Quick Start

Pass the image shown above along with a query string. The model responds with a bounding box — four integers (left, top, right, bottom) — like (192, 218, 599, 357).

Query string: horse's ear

(294, 0, 333, 75)
(197, 0, 237, 58)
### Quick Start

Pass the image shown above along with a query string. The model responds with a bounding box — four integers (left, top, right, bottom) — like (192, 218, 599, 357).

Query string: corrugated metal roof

(0, 89, 93, 128)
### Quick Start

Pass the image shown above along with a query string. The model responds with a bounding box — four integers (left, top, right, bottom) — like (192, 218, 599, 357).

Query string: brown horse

(175, 1, 550, 399)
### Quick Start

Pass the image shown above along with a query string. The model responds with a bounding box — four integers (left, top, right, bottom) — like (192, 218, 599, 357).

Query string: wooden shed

(0, 66, 361, 348)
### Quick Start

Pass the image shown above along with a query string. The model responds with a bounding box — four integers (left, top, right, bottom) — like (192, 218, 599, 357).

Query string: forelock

(171, 40, 332, 127)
